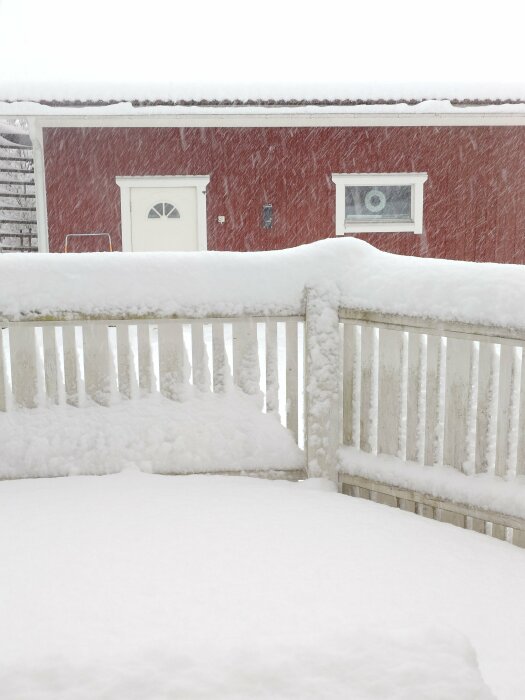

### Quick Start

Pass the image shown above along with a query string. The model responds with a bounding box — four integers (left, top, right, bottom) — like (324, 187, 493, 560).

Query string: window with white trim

(331, 173, 428, 235)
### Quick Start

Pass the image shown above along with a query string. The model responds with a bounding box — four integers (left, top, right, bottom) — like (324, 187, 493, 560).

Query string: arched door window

(148, 202, 181, 219)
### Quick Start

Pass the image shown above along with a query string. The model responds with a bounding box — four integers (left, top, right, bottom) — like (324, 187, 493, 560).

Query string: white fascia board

(19, 111, 525, 129)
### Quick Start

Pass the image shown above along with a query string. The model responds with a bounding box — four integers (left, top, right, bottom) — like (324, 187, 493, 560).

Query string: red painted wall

(43, 126, 525, 263)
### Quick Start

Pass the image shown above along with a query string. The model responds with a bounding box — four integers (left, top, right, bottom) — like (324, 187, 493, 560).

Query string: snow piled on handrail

(1, 238, 524, 328)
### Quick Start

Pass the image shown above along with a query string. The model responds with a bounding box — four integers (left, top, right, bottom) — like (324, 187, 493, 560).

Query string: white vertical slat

(0, 327, 7, 411)
(232, 319, 261, 398)
(158, 322, 189, 400)
(212, 322, 230, 393)
(443, 338, 473, 471)
(495, 345, 515, 477)
(286, 320, 299, 442)
(62, 325, 79, 406)
(191, 321, 211, 392)
(405, 332, 422, 462)
(516, 349, 525, 476)
(424, 335, 441, 466)
(9, 325, 39, 408)
(42, 325, 59, 404)
(232, 320, 247, 387)
(116, 324, 134, 399)
(360, 325, 374, 453)
(492, 523, 506, 540)
(342, 322, 356, 446)
(83, 324, 114, 406)
(265, 319, 279, 416)
(377, 328, 403, 457)
(475, 341, 494, 473)
(137, 323, 155, 394)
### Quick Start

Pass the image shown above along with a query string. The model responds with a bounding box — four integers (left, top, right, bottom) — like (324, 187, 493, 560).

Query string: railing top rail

(1, 313, 306, 326)
(339, 307, 525, 346)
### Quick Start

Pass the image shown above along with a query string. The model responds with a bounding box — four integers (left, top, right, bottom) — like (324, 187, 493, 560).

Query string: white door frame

(116, 175, 211, 252)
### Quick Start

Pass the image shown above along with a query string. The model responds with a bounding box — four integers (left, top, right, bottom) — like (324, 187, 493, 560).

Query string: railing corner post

(304, 285, 341, 483)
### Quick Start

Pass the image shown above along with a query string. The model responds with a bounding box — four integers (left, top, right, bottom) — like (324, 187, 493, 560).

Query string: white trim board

(18, 112, 525, 128)
(27, 117, 49, 253)
(116, 176, 211, 252)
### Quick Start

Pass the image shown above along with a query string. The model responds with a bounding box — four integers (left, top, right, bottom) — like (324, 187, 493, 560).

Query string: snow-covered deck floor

(1, 472, 523, 699)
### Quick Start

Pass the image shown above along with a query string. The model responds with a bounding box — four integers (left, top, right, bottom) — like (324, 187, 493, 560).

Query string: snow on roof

(1, 238, 525, 331)
(0, 120, 27, 135)
(1, 81, 525, 109)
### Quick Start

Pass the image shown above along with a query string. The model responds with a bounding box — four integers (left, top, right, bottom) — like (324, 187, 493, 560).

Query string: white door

(130, 186, 198, 252)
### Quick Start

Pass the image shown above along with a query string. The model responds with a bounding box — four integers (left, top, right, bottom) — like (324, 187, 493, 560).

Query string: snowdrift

(2, 238, 525, 329)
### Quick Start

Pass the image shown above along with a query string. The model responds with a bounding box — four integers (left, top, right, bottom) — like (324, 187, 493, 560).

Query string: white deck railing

(0, 316, 305, 478)
(338, 307, 525, 546)
(3, 294, 525, 546)
(0, 314, 304, 463)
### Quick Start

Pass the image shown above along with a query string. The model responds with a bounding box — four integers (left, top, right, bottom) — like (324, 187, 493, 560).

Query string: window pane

(345, 185, 412, 221)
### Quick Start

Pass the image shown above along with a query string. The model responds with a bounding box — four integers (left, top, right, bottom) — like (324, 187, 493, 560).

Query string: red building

(8, 94, 525, 263)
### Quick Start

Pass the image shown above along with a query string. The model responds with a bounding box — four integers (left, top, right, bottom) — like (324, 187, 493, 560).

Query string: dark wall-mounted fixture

(262, 204, 273, 229)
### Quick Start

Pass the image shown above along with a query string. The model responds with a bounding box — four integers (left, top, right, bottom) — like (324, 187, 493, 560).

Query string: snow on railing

(0, 313, 305, 481)
(338, 307, 525, 546)
(3, 285, 525, 546)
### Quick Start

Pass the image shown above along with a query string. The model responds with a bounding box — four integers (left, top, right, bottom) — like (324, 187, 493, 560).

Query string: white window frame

(331, 172, 428, 235)
(116, 175, 211, 252)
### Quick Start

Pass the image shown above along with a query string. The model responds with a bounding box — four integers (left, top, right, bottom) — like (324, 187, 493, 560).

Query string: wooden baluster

(83, 324, 114, 406)
(495, 345, 516, 478)
(232, 319, 261, 400)
(42, 325, 59, 404)
(137, 323, 155, 394)
(406, 332, 422, 462)
(443, 338, 473, 471)
(116, 323, 135, 399)
(265, 319, 279, 417)
(424, 335, 441, 466)
(516, 348, 525, 476)
(191, 321, 211, 392)
(9, 325, 39, 408)
(475, 341, 494, 473)
(360, 325, 374, 453)
(342, 322, 356, 446)
(212, 322, 230, 393)
(62, 325, 80, 406)
(158, 322, 189, 400)
(286, 320, 299, 442)
(377, 328, 403, 457)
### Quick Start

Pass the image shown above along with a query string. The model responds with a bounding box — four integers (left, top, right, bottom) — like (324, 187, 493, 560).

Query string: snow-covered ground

(1, 471, 524, 699)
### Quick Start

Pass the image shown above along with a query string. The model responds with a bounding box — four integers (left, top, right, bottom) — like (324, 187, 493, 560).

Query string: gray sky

(1, 0, 524, 97)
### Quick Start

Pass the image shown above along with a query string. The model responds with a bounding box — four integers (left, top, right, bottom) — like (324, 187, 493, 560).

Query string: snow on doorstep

(3, 238, 525, 329)
(0, 391, 303, 479)
(339, 446, 525, 520)
(1, 472, 514, 699)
